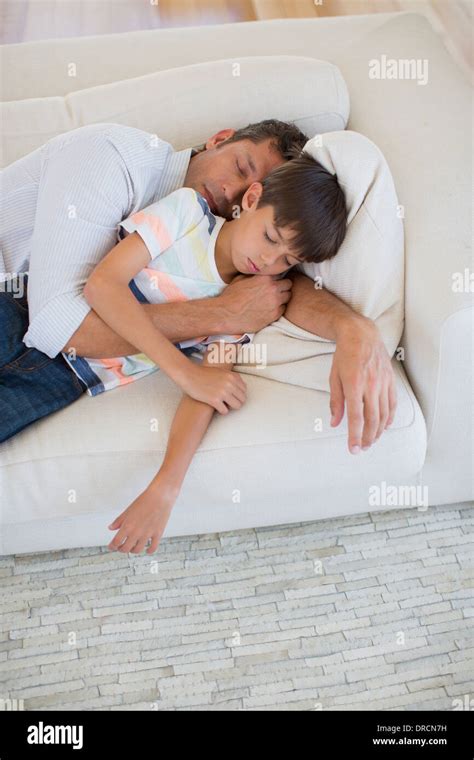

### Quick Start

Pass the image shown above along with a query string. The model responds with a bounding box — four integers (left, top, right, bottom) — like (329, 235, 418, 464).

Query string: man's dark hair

(258, 151, 347, 264)
(217, 119, 308, 160)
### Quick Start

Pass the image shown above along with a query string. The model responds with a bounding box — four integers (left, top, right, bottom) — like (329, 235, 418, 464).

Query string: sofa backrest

(1, 55, 349, 167)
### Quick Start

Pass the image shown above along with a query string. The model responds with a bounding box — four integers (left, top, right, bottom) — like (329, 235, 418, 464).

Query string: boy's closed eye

(263, 230, 301, 269)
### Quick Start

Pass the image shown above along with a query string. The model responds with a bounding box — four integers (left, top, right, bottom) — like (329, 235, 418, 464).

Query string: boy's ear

(242, 182, 263, 211)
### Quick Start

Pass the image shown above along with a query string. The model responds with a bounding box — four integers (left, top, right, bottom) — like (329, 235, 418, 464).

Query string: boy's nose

(260, 252, 276, 268)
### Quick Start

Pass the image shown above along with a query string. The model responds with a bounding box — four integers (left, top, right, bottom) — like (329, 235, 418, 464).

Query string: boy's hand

(181, 364, 247, 414)
(107, 480, 179, 555)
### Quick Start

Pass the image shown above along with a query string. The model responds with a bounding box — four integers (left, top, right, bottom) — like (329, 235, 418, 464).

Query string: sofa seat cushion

(0, 359, 426, 555)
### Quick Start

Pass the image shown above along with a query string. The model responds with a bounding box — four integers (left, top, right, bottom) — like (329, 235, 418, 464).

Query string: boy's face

(228, 182, 304, 276)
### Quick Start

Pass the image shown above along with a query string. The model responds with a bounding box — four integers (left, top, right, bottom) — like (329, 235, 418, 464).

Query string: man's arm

(63, 274, 293, 357)
(284, 272, 397, 454)
(64, 299, 228, 357)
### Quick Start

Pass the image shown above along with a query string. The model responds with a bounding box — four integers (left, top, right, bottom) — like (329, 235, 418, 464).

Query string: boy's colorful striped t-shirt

(62, 187, 252, 396)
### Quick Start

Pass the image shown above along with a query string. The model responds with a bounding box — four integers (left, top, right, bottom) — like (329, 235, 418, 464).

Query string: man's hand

(330, 317, 397, 454)
(283, 272, 397, 454)
(219, 274, 292, 334)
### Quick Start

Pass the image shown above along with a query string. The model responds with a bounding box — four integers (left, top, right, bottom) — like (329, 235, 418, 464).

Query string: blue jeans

(0, 275, 87, 443)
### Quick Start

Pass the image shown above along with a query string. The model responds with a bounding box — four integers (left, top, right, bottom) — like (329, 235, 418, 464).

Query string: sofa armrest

(335, 12, 472, 502)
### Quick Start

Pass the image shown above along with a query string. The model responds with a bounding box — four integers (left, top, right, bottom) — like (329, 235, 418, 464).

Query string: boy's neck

(214, 221, 239, 285)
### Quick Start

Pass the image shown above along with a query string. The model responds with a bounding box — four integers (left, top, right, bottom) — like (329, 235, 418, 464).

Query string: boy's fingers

(108, 508, 129, 530)
(108, 524, 131, 550)
(230, 386, 246, 405)
(215, 401, 229, 415)
(118, 533, 138, 553)
(130, 536, 150, 554)
(146, 537, 160, 555)
(226, 393, 243, 410)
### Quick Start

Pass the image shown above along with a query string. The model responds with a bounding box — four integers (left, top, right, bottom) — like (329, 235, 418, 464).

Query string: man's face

(183, 129, 285, 220)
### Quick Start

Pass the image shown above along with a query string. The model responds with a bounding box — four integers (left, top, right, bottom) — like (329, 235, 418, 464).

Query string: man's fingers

(386, 376, 397, 427)
(275, 278, 293, 306)
(376, 385, 390, 440)
(346, 392, 365, 454)
(361, 390, 380, 449)
(329, 370, 345, 427)
(275, 277, 293, 292)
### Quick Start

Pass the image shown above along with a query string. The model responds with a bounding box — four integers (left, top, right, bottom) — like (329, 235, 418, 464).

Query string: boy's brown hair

(258, 151, 347, 264)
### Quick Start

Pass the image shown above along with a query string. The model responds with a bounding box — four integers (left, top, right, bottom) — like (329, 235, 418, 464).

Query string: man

(0, 119, 396, 451)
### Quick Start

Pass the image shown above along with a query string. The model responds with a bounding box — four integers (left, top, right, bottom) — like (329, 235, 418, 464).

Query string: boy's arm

(152, 346, 240, 495)
(83, 232, 246, 413)
(108, 345, 242, 555)
(83, 231, 198, 384)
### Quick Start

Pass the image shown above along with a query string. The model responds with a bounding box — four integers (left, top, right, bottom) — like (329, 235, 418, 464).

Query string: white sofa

(0, 11, 472, 555)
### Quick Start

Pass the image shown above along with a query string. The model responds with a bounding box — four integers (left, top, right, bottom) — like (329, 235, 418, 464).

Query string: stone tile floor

(1, 502, 473, 711)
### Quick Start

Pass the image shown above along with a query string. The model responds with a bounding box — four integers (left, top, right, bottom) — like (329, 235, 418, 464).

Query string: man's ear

(241, 182, 263, 211)
(204, 128, 236, 150)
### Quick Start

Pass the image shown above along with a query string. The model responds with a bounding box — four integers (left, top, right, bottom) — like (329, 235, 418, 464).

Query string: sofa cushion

(1, 55, 349, 167)
(300, 130, 404, 357)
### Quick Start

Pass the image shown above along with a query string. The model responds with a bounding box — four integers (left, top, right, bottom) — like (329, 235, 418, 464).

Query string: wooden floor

(1, 0, 472, 75)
